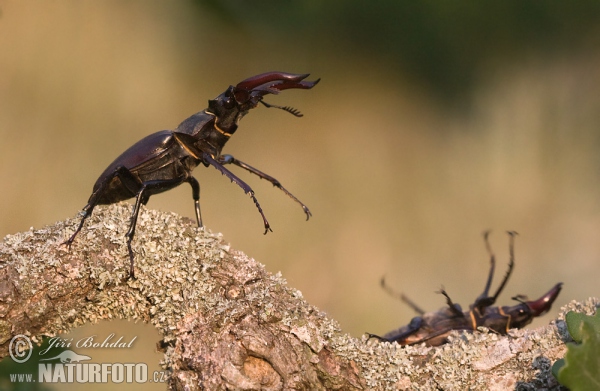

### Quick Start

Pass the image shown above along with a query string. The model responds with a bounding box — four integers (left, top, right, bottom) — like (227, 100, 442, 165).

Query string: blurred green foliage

(553, 311, 600, 390)
(197, 0, 600, 101)
(0, 337, 66, 391)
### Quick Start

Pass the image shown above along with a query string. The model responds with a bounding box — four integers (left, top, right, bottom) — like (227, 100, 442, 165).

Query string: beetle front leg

(203, 153, 272, 234)
(219, 154, 311, 220)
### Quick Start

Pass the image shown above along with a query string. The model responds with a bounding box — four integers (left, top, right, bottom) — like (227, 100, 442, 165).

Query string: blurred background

(2, 1, 600, 389)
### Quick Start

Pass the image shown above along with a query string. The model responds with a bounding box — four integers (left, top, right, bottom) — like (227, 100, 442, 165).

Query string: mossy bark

(0, 203, 596, 390)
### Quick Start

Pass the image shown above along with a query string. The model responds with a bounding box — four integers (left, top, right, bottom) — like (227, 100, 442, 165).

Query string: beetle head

(502, 283, 562, 329)
(208, 72, 319, 134)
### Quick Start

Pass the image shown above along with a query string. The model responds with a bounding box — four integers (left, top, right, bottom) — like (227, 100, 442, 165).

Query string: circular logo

(9, 334, 33, 363)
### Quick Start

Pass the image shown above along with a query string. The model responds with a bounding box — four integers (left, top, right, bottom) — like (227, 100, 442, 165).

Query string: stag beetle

(368, 232, 562, 346)
(64, 72, 319, 277)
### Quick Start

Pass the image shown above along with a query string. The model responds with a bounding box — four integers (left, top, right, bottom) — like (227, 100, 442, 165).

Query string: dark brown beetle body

(64, 72, 319, 277)
(370, 232, 562, 346)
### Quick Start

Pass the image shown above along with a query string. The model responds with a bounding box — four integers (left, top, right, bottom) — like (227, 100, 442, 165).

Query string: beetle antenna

(259, 100, 303, 117)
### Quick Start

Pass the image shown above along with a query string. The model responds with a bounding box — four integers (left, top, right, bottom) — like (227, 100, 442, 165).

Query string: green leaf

(565, 311, 600, 343)
(551, 358, 565, 379)
(554, 313, 600, 391)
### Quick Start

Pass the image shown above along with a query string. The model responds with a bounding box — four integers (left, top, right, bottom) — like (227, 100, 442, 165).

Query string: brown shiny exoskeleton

(64, 72, 319, 277)
(369, 232, 562, 346)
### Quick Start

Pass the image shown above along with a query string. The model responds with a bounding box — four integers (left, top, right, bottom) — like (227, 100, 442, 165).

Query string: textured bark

(0, 203, 597, 390)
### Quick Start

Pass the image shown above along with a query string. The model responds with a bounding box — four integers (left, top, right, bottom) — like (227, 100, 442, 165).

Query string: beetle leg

(490, 231, 517, 301)
(185, 176, 202, 227)
(380, 276, 426, 315)
(400, 294, 426, 316)
(389, 316, 424, 343)
(203, 153, 272, 234)
(473, 231, 517, 314)
(125, 177, 186, 277)
(126, 190, 144, 278)
(409, 326, 472, 346)
(473, 231, 497, 312)
(218, 154, 311, 220)
(367, 316, 424, 344)
(437, 288, 464, 317)
(62, 203, 95, 249)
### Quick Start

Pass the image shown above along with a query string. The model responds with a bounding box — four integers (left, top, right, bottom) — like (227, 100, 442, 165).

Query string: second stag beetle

(64, 72, 320, 277)
(368, 232, 562, 346)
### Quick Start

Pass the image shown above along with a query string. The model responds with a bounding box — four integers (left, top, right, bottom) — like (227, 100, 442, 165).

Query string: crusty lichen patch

(331, 298, 598, 390)
(0, 203, 597, 390)
(0, 203, 230, 343)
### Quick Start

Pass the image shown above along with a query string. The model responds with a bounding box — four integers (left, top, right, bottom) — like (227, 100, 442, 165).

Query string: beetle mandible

(368, 232, 562, 346)
(63, 72, 320, 277)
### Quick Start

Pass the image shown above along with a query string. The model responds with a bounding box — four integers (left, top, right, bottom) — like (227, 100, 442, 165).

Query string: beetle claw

(303, 207, 312, 220)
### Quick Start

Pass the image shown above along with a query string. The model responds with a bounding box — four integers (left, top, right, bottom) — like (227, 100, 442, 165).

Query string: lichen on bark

(0, 203, 596, 390)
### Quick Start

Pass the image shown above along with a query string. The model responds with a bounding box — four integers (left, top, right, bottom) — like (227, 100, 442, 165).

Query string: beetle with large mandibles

(368, 232, 562, 346)
(63, 72, 320, 277)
